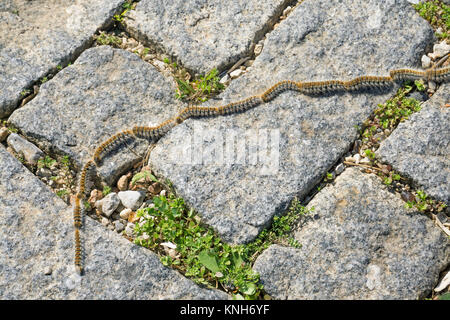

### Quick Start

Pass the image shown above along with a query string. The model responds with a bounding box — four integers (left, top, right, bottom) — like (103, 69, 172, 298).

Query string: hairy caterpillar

(78, 160, 95, 196)
(93, 130, 134, 164)
(389, 69, 425, 82)
(74, 228, 83, 275)
(73, 194, 82, 228)
(132, 119, 176, 141)
(261, 80, 300, 102)
(72, 66, 450, 275)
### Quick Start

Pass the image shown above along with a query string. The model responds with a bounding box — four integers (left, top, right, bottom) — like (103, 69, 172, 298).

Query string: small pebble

(44, 266, 52, 275)
(335, 163, 345, 175)
(344, 156, 355, 163)
(118, 190, 145, 210)
(0, 127, 9, 142)
(401, 191, 416, 203)
(421, 55, 431, 69)
(433, 40, 450, 59)
(359, 157, 371, 165)
(117, 175, 129, 191)
(119, 208, 132, 220)
(101, 217, 110, 226)
(101, 192, 120, 217)
(160, 190, 167, 197)
(125, 223, 135, 236)
(353, 154, 361, 164)
(254, 44, 263, 56)
(219, 74, 230, 84)
(36, 167, 52, 178)
(282, 6, 292, 16)
(114, 221, 125, 233)
(229, 69, 243, 79)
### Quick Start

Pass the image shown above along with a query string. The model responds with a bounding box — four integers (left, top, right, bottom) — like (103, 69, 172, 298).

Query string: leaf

(240, 283, 257, 296)
(231, 252, 244, 268)
(198, 250, 221, 273)
(438, 292, 450, 300)
(131, 171, 157, 185)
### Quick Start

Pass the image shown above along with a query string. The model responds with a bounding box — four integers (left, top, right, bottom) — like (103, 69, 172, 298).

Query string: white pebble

(119, 208, 132, 220)
(421, 55, 431, 69)
(229, 69, 243, 79)
(118, 191, 145, 210)
(101, 217, 110, 226)
(219, 74, 230, 84)
(254, 43, 263, 56)
(435, 270, 450, 292)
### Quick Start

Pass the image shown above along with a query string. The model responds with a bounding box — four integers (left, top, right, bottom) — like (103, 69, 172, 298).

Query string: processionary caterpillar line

(72, 66, 450, 275)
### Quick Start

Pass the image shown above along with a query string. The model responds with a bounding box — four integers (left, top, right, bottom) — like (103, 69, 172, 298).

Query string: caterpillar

(93, 130, 134, 164)
(74, 228, 83, 275)
(132, 118, 177, 141)
(78, 160, 95, 196)
(72, 66, 450, 275)
(73, 194, 82, 228)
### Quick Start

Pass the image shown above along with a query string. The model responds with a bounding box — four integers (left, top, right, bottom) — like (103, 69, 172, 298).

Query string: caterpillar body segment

(426, 67, 450, 82)
(132, 119, 176, 141)
(93, 130, 134, 164)
(298, 80, 346, 94)
(74, 228, 83, 275)
(78, 160, 95, 196)
(261, 80, 300, 102)
(389, 69, 425, 82)
(73, 194, 82, 228)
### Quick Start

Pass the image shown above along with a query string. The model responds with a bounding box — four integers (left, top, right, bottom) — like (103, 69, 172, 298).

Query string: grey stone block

(253, 168, 449, 300)
(377, 83, 449, 204)
(9, 46, 184, 185)
(0, 0, 125, 118)
(0, 146, 228, 299)
(124, 0, 291, 74)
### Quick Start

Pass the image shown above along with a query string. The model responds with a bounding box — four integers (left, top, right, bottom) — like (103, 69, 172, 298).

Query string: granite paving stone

(252, 168, 449, 300)
(8, 45, 185, 185)
(377, 83, 450, 204)
(124, 0, 292, 74)
(0, 0, 125, 118)
(0, 146, 228, 299)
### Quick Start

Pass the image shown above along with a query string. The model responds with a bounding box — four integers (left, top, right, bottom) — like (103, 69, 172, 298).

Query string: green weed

(134, 194, 310, 299)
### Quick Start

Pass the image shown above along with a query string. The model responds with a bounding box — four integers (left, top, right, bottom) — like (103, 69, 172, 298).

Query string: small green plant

(84, 200, 91, 211)
(414, 1, 450, 40)
(362, 84, 421, 147)
(61, 155, 70, 169)
(56, 189, 68, 198)
(113, 1, 133, 22)
(364, 149, 376, 161)
(134, 194, 310, 299)
(40, 77, 48, 84)
(324, 172, 334, 182)
(37, 155, 57, 169)
(131, 171, 158, 185)
(102, 185, 112, 196)
(20, 89, 31, 96)
(56, 65, 63, 71)
(96, 32, 121, 46)
(414, 80, 426, 92)
(175, 68, 225, 102)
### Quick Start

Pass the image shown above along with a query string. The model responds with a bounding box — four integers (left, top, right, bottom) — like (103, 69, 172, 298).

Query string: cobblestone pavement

(0, 0, 448, 299)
